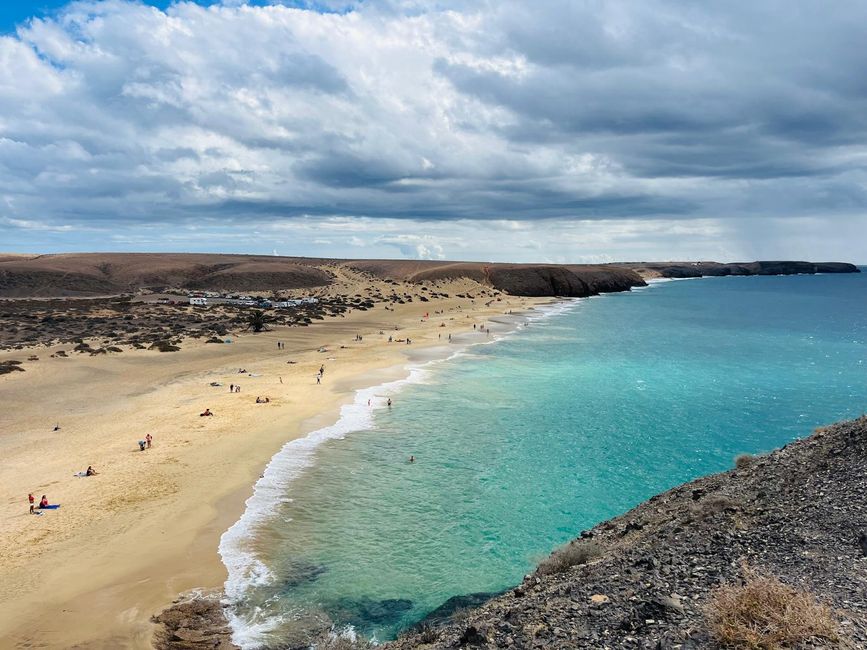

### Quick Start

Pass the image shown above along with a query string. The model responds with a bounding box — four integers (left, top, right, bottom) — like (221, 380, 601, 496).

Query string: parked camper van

(189, 297, 208, 306)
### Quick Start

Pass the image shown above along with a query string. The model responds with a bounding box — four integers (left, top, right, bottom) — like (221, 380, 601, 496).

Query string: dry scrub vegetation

(536, 539, 602, 576)
(704, 567, 838, 648)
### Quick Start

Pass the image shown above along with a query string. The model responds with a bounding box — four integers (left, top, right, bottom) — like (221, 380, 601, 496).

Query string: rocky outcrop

(151, 594, 236, 649)
(390, 417, 867, 649)
(405, 264, 646, 297)
(485, 265, 645, 297)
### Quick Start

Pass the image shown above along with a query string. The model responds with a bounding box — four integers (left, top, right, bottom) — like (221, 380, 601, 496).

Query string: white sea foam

(219, 299, 582, 648)
(644, 276, 703, 284)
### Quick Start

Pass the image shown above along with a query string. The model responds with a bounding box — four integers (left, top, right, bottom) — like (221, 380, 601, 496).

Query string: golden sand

(0, 280, 545, 648)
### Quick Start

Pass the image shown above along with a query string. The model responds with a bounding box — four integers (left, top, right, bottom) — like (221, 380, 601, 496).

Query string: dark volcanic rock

(624, 260, 860, 279)
(329, 597, 414, 629)
(487, 266, 593, 297)
(389, 417, 867, 649)
(152, 595, 236, 649)
(416, 592, 504, 629)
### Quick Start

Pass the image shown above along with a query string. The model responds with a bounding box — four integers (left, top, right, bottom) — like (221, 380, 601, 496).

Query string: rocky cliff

(623, 261, 860, 280)
(390, 417, 867, 649)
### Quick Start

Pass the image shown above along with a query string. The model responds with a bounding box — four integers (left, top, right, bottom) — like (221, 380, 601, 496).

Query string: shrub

(735, 454, 755, 470)
(692, 494, 741, 520)
(150, 340, 181, 352)
(0, 360, 25, 375)
(536, 539, 602, 576)
(704, 568, 838, 648)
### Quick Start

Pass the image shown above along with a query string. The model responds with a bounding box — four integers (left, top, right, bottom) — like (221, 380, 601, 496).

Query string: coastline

(0, 284, 551, 649)
(390, 415, 867, 648)
(218, 299, 580, 648)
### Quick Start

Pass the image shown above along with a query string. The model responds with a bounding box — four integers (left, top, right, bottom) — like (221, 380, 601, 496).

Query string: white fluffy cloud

(1, 0, 866, 261)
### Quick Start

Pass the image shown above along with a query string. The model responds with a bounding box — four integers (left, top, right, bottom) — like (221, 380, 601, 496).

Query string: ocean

(219, 271, 867, 647)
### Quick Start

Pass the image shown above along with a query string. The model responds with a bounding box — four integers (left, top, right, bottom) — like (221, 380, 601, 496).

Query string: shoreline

(0, 283, 551, 649)
(218, 301, 576, 647)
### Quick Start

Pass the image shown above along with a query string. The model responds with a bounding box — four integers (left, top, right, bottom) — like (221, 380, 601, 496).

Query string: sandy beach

(0, 279, 545, 649)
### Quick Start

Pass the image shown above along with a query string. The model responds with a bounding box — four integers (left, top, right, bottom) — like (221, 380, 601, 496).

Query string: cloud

(376, 234, 446, 259)
(0, 1, 865, 260)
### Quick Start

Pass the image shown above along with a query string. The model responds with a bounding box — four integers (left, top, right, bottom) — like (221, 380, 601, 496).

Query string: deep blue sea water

(221, 271, 867, 647)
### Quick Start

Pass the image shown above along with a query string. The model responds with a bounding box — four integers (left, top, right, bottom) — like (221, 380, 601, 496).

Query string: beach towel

(40, 504, 60, 510)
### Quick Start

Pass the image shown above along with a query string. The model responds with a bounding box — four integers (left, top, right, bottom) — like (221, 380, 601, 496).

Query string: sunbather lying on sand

(200, 408, 213, 416)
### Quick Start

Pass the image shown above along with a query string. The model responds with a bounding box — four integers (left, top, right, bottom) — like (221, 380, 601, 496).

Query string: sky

(1, 1, 866, 263)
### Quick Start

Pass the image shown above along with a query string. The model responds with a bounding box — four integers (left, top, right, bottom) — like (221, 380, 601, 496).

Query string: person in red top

(28, 493, 35, 514)
(39, 495, 49, 509)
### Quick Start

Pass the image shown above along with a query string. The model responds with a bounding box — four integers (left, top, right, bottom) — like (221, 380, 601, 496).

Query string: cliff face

(390, 417, 867, 649)
(624, 260, 861, 280)
(485, 265, 645, 297)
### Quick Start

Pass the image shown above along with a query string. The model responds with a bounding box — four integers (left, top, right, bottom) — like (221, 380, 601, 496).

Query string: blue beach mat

(40, 504, 61, 510)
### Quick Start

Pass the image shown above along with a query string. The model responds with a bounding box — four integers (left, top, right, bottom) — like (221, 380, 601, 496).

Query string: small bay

(227, 271, 867, 646)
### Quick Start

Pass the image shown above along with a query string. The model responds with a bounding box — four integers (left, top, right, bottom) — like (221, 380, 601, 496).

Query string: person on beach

(200, 408, 213, 416)
(53, 423, 61, 431)
(230, 383, 234, 392)
(387, 398, 392, 407)
(85, 465, 98, 476)
(316, 374, 321, 385)
(146, 433, 152, 448)
(139, 440, 147, 451)
(28, 493, 34, 514)
(319, 364, 325, 376)
(39, 495, 49, 509)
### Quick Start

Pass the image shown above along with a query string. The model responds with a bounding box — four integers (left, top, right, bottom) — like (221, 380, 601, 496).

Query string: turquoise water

(226, 272, 867, 646)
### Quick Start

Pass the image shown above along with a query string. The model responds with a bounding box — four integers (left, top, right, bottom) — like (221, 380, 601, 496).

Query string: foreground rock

(152, 594, 236, 649)
(391, 417, 867, 649)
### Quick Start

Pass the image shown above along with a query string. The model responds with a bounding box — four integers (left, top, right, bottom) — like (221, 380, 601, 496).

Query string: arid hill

(0, 253, 858, 298)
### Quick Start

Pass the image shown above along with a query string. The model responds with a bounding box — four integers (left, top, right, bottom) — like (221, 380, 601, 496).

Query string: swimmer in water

(409, 455, 415, 463)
